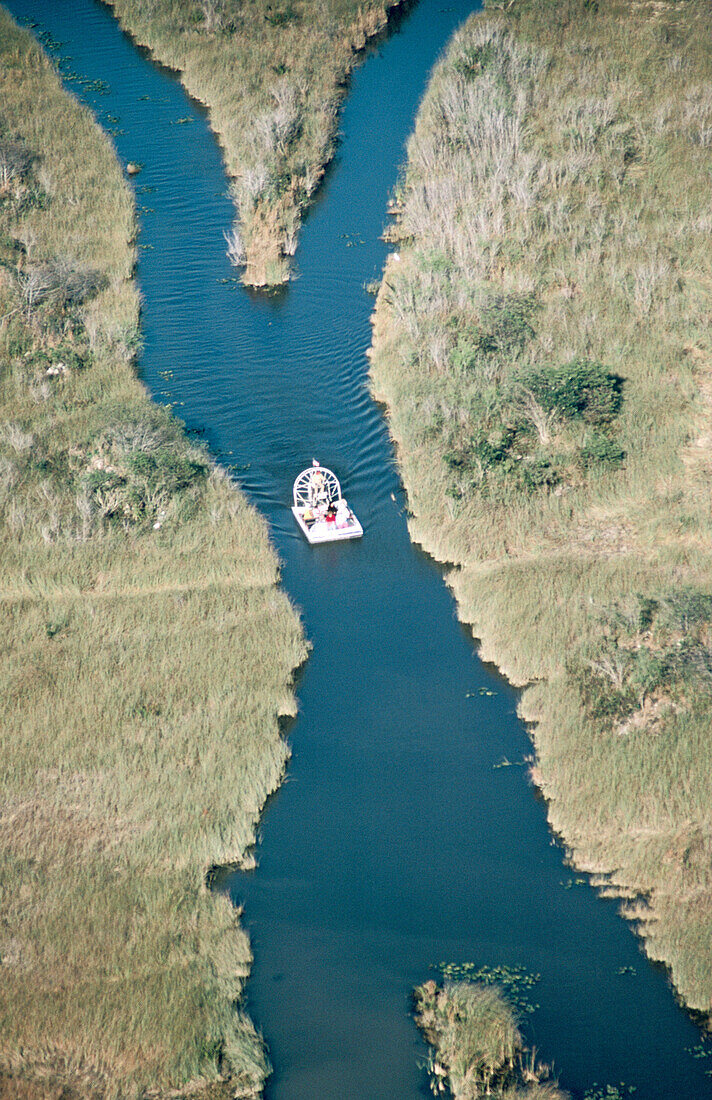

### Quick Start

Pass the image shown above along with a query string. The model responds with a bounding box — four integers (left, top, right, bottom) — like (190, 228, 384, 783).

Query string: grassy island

(0, 11, 306, 1097)
(414, 979, 567, 1099)
(107, 0, 404, 286)
(371, 0, 712, 1021)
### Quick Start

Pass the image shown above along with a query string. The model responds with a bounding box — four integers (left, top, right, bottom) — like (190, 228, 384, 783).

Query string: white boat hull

(292, 506, 363, 544)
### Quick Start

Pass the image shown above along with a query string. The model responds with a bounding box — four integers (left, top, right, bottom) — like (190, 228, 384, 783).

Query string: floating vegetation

(584, 1086, 637, 1099)
(465, 687, 496, 698)
(34, 27, 64, 51)
(561, 877, 587, 890)
(170, 116, 194, 125)
(493, 758, 524, 769)
(434, 963, 541, 1015)
(616, 965, 636, 976)
(61, 70, 111, 94)
(686, 1041, 712, 1060)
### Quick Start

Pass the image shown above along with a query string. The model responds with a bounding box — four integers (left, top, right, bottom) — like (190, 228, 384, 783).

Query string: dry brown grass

(371, 0, 712, 1021)
(414, 979, 567, 1099)
(0, 10, 306, 1096)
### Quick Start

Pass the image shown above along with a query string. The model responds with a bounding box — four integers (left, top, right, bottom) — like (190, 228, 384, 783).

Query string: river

(7, 1, 712, 1097)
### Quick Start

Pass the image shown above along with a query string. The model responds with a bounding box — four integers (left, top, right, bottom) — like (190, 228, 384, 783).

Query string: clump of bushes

(443, 358, 624, 495)
(451, 293, 538, 374)
(14, 258, 106, 327)
(510, 359, 621, 432)
(81, 417, 210, 529)
(570, 588, 712, 727)
(0, 133, 34, 206)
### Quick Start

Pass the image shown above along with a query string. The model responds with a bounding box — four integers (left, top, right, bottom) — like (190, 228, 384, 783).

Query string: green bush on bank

(370, 0, 712, 1020)
(570, 588, 712, 725)
(441, 357, 624, 496)
(0, 11, 306, 1097)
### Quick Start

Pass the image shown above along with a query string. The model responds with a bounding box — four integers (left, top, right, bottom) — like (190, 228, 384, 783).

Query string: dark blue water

(10, 2, 712, 1097)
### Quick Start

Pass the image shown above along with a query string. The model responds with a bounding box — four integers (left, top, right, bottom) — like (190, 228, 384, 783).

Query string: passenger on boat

(309, 468, 327, 506)
(336, 498, 351, 528)
(303, 506, 316, 528)
(325, 502, 337, 524)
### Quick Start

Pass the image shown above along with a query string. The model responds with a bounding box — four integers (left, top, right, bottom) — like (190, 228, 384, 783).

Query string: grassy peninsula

(107, 0, 403, 286)
(414, 979, 567, 1100)
(371, 0, 712, 1020)
(0, 11, 306, 1097)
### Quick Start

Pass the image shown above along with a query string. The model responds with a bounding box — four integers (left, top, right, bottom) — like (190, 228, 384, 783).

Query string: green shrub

(629, 648, 666, 704)
(480, 293, 538, 354)
(512, 359, 620, 423)
(264, 5, 299, 27)
(126, 447, 208, 494)
(579, 431, 625, 468)
(453, 39, 499, 78)
(451, 294, 537, 372)
(571, 659, 637, 722)
(657, 588, 712, 635)
(519, 452, 562, 490)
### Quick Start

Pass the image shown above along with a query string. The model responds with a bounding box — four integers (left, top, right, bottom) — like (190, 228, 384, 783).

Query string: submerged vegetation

(371, 0, 712, 1019)
(107, 0, 404, 285)
(414, 977, 567, 1099)
(0, 11, 305, 1097)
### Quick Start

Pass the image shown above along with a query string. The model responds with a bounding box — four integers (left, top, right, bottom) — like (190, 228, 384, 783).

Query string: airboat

(292, 461, 363, 544)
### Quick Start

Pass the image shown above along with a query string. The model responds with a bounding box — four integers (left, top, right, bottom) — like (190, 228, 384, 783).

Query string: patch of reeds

(414, 978, 567, 1099)
(370, 0, 712, 1020)
(106, 0, 404, 286)
(0, 11, 306, 1097)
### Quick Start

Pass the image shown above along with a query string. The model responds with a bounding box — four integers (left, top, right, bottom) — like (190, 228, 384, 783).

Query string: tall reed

(414, 979, 567, 1099)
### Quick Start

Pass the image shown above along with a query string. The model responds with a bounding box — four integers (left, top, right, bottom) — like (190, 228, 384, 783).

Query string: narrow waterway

(10, 2, 712, 1096)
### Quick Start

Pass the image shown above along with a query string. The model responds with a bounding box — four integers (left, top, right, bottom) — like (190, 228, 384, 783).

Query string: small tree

(0, 138, 31, 192)
(510, 358, 622, 439)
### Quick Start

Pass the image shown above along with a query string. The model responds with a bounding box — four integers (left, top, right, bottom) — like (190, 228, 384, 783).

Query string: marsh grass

(105, 0, 404, 286)
(414, 979, 567, 1099)
(370, 0, 712, 1019)
(0, 12, 306, 1097)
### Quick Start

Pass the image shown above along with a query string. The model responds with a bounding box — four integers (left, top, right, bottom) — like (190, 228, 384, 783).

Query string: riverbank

(370, 0, 712, 1021)
(106, 0, 404, 287)
(0, 11, 306, 1097)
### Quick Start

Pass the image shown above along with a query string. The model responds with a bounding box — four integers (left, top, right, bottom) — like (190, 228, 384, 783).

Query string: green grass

(0, 10, 306, 1097)
(105, 0, 403, 286)
(414, 978, 567, 1099)
(370, 0, 712, 1020)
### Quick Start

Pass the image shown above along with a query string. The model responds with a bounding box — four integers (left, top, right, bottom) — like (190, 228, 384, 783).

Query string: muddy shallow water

(9, 1, 712, 1096)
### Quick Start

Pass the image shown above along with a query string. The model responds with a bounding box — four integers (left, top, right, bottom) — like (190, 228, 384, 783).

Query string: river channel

(8, 1, 712, 1096)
